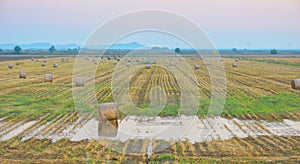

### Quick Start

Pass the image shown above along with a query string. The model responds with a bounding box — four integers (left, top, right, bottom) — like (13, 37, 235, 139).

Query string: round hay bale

(126, 63, 131, 67)
(191, 57, 194, 60)
(194, 64, 200, 69)
(75, 77, 84, 87)
(60, 57, 64, 62)
(44, 74, 53, 82)
(145, 65, 151, 69)
(43, 59, 47, 63)
(169, 62, 174, 66)
(136, 59, 140, 62)
(8, 64, 13, 69)
(31, 58, 34, 61)
(112, 62, 118, 65)
(19, 70, 26, 79)
(179, 57, 184, 61)
(41, 62, 46, 67)
(235, 59, 240, 62)
(53, 64, 58, 68)
(291, 79, 300, 89)
(98, 103, 118, 121)
(232, 62, 238, 67)
(93, 59, 98, 65)
(98, 120, 118, 137)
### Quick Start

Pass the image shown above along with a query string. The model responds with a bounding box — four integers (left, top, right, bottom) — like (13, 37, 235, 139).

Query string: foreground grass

(0, 137, 299, 163)
(1, 91, 299, 120)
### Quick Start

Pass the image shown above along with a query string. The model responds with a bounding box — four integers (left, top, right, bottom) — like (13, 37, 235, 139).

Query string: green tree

(175, 48, 181, 54)
(270, 48, 278, 54)
(48, 45, 56, 52)
(14, 45, 22, 54)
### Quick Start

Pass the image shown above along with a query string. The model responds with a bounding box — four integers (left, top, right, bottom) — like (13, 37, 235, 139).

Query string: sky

(1, 0, 300, 49)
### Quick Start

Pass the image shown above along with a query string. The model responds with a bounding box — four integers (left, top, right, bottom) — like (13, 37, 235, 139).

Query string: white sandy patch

(0, 116, 298, 143)
(1, 121, 37, 141)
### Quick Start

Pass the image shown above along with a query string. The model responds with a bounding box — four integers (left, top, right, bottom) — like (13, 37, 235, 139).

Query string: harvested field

(0, 56, 299, 162)
(1, 56, 299, 119)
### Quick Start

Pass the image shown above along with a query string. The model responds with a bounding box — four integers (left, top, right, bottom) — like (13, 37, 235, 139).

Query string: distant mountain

(83, 42, 144, 50)
(108, 42, 144, 49)
(0, 42, 144, 50)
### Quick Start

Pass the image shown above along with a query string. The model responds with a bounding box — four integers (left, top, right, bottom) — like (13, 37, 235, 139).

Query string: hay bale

(235, 59, 240, 62)
(136, 59, 140, 62)
(8, 64, 13, 69)
(194, 64, 200, 69)
(291, 79, 300, 89)
(60, 57, 64, 62)
(44, 74, 53, 82)
(41, 62, 46, 67)
(98, 120, 118, 137)
(31, 58, 34, 61)
(75, 77, 84, 87)
(19, 71, 26, 78)
(126, 63, 131, 67)
(42, 59, 47, 63)
(191, 57, 194, 60)
(145, 65, 151, 69)
(98, 102, 118, 121)
(53, 64, 58, 68)
(232, 62, 237, 67)
(112, 62, 118, 65)
(169, 62, 174, 66)
(93, 59, 98, 65)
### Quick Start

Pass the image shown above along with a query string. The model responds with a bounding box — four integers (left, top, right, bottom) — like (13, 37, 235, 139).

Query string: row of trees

(12, 45, 56, 54)
(2, 46, 280, 55)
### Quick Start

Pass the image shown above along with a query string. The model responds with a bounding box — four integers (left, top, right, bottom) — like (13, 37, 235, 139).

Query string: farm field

(245, 57, 300, 66)
(0, 55, 300, 163)
(0, 56, 300, 119)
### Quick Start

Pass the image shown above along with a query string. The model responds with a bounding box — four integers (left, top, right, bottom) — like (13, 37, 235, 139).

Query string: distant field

(245, 57, 300, 66)
(0, 56, 300, 120)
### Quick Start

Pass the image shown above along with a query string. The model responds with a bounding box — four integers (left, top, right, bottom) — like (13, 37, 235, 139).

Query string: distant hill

(0, 42, 144, 50)
(108, 42, 144, 49)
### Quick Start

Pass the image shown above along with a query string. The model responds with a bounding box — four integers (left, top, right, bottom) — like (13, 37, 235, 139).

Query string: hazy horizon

(1, 0, 300, 49)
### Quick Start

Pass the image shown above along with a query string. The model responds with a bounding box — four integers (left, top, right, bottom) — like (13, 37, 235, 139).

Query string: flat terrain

(0, 56, 299, 163)
(0, 56, 299, 119)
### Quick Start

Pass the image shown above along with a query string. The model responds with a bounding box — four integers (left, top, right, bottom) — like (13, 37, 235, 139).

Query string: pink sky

(1, 0, 300, 48)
